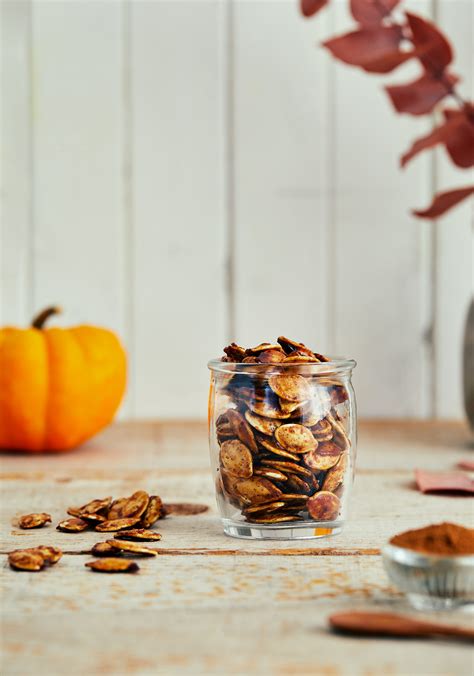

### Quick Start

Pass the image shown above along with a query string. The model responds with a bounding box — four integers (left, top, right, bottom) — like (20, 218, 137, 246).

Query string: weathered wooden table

(1, 420, 473, 675)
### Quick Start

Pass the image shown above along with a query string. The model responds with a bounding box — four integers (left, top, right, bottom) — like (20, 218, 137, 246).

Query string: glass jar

(208, 358, 357, 539)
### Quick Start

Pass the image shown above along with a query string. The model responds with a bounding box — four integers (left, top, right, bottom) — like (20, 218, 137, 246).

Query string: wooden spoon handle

(329, 611, 474, 642)
(424, 623, 474, 641)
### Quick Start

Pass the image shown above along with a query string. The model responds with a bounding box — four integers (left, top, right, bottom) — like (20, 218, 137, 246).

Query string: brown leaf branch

(301, 0, 474, 218)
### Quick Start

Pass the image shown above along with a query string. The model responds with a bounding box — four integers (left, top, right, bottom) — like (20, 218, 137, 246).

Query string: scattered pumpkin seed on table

(57, 517, 90, 533)
(95, 517, 141, 532)
(8, 550, 45, 571)
(18, 513, 51, 529)
(85, 558, 140, 574)
(91, 541, 116, 557)
(114, 529, 162, 541)
(107, 539, 158, 557)
(8, 545, 62, 571)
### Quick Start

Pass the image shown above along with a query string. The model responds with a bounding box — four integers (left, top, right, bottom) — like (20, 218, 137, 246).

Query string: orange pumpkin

(0, 307, 127, 452)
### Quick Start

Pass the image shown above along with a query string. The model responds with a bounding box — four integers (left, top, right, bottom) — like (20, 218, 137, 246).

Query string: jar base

(222, 518, 344, 540)
(407, 593, 472, 611)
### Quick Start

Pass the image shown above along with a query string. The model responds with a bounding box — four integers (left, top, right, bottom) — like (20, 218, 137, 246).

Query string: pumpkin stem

(31, 306, 62, 329)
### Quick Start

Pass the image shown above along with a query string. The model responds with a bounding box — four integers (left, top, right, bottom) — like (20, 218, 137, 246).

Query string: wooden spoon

(329, 611, 474, 642)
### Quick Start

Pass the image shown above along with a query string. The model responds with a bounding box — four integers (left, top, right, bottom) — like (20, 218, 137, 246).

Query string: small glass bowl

(382, 543, 474, 610)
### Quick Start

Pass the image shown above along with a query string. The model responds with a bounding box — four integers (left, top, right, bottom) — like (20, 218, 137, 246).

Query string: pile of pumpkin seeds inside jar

(215, 336, 351, 525)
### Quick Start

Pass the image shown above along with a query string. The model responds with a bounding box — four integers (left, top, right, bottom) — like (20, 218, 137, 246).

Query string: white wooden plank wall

(1, 0, 472, 420)
(433, 0, 473, 419)
(332, 0, 434, 418)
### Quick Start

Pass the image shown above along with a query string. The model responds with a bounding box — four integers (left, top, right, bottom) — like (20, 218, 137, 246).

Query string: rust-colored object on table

(329, 611, 474, 641)
(415, 469, 474, 494)
(163, 503, 209, 516)
(389, 522, 474, 556)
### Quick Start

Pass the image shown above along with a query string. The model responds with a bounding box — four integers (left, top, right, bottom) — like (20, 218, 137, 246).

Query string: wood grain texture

(1, 420, 473, 675)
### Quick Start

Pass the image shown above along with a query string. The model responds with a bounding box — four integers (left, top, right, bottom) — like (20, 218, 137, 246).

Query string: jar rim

(208, 356, 356, 375)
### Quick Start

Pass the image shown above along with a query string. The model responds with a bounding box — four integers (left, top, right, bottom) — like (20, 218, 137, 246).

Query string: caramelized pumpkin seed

(107, 497, 128, 520)
(141, 495, 165, 527)
(277, 336, 315, 357)
(220, 469, 243, 498)
(246, 343, 282, 354)
(120, 491, 150, 519)
(95, 517, 141, 532)
(258, 437, 300, 461)
(91, 541, 116, 556)
(57, 517, 89, 533)
(242, 501, 286, 515)
(85, 558, 139, 573)
(304, 441, 341, 471)
(32, 545, 62, 564)
(248, 399, 291, 420)
(68, 496, 112, 519)
(275, 424, 318, 454)
(235, 477, 282, 504)
(244, 410, 282, 436)
(8, 550, 45, 571)
(261, 459, 313, 478)
(256, 349, 286, 364)
(220, 439, 253, 478)
(311, 418, 333, 441)
(107, 539, 158, 557)
(254, 467, 288, 482)
(279, 399, 308, 415)
(114, 529, 162, 541)
(322, 454, 348, 493)
(269, 375, 312, 403)
(226, 409, 258, 453)
(307, 491, 340, 521)
(286, 473, 313, 495)
(18, 513, 51, 529)
(246, 514, 300, 524)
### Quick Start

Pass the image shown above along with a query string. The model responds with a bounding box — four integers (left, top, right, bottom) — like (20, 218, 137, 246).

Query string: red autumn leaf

(443, 108, 474, 168)
(401, 120, 452, 167)
(406, 12, 453, 73)
(386, 72, 458, 115)
(323, 26, 406, 73)
(401, 108, 473, 168)
(350, 0, 400, 26)
(413, 186, 474, 219)
(361, 49, 421, 74)
(301, 0, 329, 17)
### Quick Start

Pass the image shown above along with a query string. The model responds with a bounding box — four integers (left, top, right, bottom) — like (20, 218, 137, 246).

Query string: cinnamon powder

(390, 522, 474, 556)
